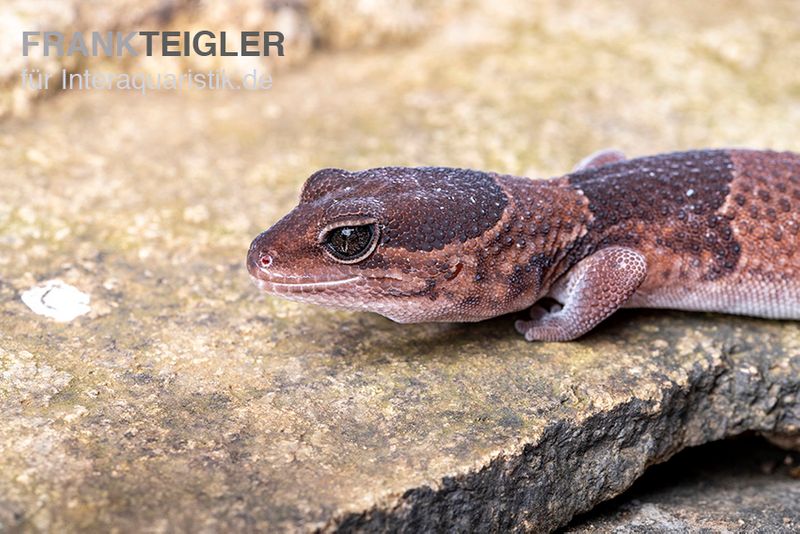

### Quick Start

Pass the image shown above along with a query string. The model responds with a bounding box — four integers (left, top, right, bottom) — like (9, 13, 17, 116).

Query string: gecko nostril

(259, 253, 273, 269)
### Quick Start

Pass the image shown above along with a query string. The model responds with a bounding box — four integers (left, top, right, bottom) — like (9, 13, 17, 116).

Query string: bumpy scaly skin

(247, 149, 800, 341)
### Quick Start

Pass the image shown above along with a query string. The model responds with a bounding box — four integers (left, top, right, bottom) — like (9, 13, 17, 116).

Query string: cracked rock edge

(326, 350, 800, 533)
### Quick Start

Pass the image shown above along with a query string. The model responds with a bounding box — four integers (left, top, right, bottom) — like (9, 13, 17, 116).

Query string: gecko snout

(246, 232, 276, 279)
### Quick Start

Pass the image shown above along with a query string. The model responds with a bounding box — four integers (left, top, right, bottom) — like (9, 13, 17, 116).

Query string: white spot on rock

(21, 280, 91, 322)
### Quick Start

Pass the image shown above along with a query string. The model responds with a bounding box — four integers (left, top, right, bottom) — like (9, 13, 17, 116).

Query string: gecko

(246, 149, 800, 341)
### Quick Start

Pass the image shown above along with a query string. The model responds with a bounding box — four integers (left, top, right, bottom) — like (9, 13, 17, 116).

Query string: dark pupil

(328, 225, 373, 259)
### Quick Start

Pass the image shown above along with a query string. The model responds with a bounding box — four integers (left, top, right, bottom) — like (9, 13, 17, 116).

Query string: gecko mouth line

(249, 271, 412, 294)
(247, 256, 362, 290)
(254, 276, 362, 290)
(247, 256, 409, 292)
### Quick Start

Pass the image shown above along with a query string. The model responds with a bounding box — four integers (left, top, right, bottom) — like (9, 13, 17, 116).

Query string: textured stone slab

(566, 437, 800, 532)
(329, 322, 800, 531)
(3, 267, 798, 532)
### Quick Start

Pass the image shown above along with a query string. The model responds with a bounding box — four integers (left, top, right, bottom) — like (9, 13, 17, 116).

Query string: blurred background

(2, 0, 800, 531)
(4, 0, 800, 278)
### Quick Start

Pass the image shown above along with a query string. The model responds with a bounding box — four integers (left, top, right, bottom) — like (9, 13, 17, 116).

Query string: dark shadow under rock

(564, 435, 800, 533)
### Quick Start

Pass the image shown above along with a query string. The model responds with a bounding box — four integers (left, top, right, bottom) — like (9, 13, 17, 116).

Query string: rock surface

(566, 437, 800, 533)
(2, 1, 800, 532)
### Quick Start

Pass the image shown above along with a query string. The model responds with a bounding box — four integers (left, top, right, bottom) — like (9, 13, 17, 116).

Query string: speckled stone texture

(566, 437, 800, 532)
(2, 0, 800, 532)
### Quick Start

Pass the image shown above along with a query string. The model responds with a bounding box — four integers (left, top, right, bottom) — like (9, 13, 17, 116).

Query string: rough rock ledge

(4, 300, 798, 533)
(330, 315, 799, 532)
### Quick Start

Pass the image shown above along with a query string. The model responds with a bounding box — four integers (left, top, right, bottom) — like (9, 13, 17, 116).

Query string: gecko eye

(323, 223, 379, 263)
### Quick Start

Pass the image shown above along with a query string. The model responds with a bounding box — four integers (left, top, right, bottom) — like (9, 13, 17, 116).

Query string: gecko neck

(484, 174, 592, 311)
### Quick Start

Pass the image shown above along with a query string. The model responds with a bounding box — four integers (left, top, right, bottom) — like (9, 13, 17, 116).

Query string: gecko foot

(514, 301, 566, 340)
(515, 247, 647, 342)
(514, 314, 575, 342)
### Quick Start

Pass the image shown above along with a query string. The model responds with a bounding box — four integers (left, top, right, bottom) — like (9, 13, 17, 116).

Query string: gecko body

(247, 149, 800, 341)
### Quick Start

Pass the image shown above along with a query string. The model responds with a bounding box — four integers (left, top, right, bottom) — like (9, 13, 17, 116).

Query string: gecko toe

(524, 329, 542, 342)
(527, 305, 550, 321)
(515, 319, 553, 341)
(523, 325, 570, 342)
(515, 321, 537, 341)
(514, 319, 530, 335)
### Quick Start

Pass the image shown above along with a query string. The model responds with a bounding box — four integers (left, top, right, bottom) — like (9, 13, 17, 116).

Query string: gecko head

(247, 167, 509, 322)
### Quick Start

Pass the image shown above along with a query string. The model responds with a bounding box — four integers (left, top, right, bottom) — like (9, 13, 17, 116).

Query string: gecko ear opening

(322, 222, 380, 264)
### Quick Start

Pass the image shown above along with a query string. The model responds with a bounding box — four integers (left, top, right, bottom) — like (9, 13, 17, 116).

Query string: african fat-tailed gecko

(247, 149, 800, 341)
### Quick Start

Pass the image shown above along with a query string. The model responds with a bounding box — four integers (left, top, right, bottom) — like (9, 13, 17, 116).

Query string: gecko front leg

(515, 247, 647, 341)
